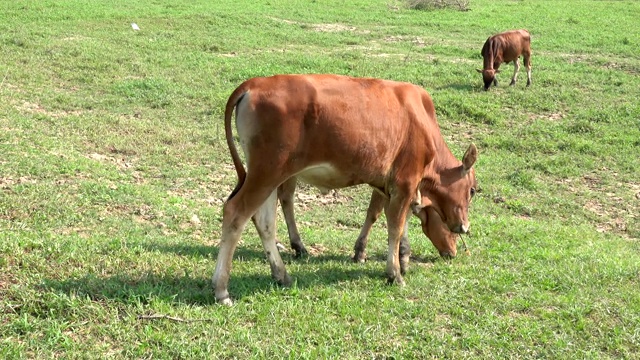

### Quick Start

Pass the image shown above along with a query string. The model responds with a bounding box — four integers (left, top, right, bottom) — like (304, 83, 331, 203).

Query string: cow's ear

(462, 143, 478, 172)
(475, 68, 483, 73)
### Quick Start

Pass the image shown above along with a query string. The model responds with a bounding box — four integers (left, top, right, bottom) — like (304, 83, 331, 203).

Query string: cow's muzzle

(439, 251, 456, 259)
(451, 223, 470, 234)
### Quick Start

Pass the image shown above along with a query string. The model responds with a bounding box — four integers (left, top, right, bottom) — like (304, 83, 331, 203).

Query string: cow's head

(414, 206, 458, 258)
(414, 143, 478, 234)
(476, 69, 500, 90)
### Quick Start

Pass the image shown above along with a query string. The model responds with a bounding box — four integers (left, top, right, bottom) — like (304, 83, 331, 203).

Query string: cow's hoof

(217, 297, 234, 306)
(293, 248, 308, 259)
(387, 275, 405, 286)
(277, 273, 293, 287)
(352, 252, 367, 263)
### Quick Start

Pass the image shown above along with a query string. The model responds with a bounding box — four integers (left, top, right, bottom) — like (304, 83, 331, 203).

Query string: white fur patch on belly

(296, 163, 347, 194)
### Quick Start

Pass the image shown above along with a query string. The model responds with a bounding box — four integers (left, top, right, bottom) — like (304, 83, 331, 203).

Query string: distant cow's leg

(385, 190, 413, 285)
(524, 54, 532, 87)
(510, 59, 520, 86)
(253, 189, 292, 287)
(214, 183, 279, 305)
(278, 177, 308, 257)
(353, 190, 385, 263)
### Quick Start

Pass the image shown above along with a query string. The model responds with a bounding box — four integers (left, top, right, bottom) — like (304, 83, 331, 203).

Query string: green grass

(1, 0, 639, 358)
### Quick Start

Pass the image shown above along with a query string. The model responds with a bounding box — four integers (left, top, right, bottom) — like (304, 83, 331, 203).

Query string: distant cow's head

(414, 143, 478, 235)
(476, 69, 500, 90)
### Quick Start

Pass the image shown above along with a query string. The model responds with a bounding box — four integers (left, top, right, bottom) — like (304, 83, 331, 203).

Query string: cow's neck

(483, 55, 495, 70)
(424, 127, 460, 185)
(483, 40, 500, 70)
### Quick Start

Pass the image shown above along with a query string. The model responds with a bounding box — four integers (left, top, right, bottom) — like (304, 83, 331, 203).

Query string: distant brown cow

(214, 74, 478, 305)
(477, 29, 532, 90)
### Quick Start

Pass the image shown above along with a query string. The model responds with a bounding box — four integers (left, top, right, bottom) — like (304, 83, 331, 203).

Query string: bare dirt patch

(295, 188, 353, 210)
(529, 112, 565, 122)
(269, 17, 363, 34)
(312, 23, 357, 33)
(86, 152, 136, 171)
(578, 174, 638, 237)
(384, 35, 427, 48)
(16, 100, 86, 119)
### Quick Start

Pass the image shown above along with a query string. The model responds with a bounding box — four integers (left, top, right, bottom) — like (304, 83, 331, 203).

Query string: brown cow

(214, 74, 478, 305)
(277, 183, 459, 270)
(477, 29, 532, 90)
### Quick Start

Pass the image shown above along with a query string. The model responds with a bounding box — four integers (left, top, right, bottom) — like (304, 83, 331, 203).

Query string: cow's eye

(470, 187, 476, 197)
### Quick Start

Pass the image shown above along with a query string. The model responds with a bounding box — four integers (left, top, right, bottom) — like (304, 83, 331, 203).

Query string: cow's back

(483, 29, 530, 63)
(235, 75, 437, 188)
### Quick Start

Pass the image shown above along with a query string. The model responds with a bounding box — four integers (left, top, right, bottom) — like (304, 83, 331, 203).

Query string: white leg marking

(213, 208, 248, 305)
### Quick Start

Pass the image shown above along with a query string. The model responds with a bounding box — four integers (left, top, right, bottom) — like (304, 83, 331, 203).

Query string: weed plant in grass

(1, 0, 639, 358)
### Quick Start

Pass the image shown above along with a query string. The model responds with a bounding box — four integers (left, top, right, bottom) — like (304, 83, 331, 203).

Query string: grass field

(1, 0, 639, 358)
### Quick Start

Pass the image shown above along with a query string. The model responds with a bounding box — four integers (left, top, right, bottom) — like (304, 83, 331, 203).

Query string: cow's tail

(224, 83, 250, 201)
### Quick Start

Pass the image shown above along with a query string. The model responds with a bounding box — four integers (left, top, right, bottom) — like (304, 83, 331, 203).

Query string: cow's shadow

(42, 241, 439, 305)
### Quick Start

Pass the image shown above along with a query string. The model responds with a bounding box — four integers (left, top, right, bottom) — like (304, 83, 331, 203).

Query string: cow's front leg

(353, 189, 385, 263)
(510, 59, 521, 86)
(384, 192, 412, 285)
(493, 62, 500, 87)
(399, 218, 411, 275)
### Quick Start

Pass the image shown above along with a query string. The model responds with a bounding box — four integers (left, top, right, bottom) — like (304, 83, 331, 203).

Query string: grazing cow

(214, 74, 478, 305)
(277, 183, 459, 270)
(477, 29, 532, 90)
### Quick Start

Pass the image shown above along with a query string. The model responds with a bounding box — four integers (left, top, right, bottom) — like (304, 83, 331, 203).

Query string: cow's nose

(451, 223, 470, 234)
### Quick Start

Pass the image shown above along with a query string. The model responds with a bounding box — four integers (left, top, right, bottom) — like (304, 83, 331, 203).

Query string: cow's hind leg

(253, 189, 292, 287)
(214, 183, 278, 305)
(510, 58, 521, 86)
(278, 177, 308, 257)
(353, 190, 385, 263)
